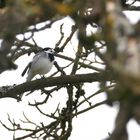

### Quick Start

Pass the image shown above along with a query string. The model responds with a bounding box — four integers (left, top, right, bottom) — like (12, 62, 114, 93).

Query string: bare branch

(0, 73, 105, 99)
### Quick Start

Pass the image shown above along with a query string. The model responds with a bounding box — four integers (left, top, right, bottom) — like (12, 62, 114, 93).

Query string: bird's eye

(50, 50, 54, 53)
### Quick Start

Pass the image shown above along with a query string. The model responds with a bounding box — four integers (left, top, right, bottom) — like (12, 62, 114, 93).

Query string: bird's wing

(21, 62, 31, 77)
(22, 52, 46, 77)
(31, 52, 46, 65)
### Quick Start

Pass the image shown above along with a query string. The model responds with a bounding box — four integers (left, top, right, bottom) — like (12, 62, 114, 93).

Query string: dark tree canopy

(0, 0, 140, 140)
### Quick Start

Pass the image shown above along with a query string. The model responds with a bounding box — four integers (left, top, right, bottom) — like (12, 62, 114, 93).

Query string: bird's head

(42, 47, 54, 54)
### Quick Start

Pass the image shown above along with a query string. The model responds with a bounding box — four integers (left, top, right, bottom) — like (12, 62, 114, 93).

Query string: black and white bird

(22, 47, 55, 81)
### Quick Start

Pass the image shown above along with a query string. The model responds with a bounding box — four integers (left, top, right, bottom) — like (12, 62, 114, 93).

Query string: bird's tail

(21, 62, 31, 77)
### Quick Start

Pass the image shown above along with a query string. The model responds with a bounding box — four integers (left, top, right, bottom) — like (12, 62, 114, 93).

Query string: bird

(21, 47, 55, 81)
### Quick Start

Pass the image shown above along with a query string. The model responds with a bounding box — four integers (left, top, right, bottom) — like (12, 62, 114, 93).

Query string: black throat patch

(48, 53, 54, 62)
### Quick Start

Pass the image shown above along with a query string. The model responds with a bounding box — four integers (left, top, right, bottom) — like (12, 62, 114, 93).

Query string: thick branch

(124, 6, 140, 11)
(1, 73, 104, 99)
(106, 101, 132, 140)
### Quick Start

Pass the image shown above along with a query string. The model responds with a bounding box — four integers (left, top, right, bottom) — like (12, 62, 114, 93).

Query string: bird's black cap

(42, 47, 52, 51)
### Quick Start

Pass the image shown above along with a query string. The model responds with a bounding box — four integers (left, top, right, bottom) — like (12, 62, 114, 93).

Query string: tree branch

(0, 73, 104, 99)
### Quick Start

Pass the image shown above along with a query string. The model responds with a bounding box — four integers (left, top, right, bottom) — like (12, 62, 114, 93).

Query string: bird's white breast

(30, 57, 53, 75)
